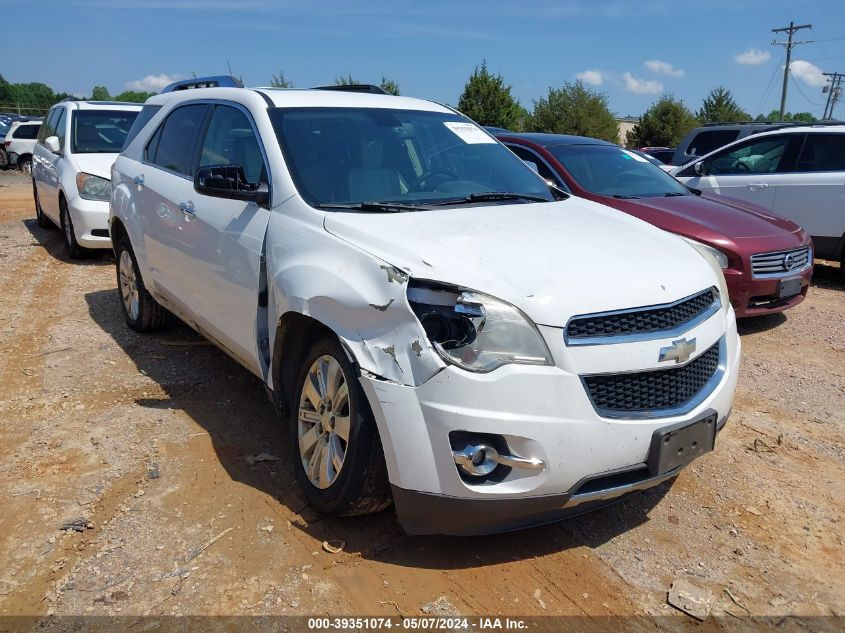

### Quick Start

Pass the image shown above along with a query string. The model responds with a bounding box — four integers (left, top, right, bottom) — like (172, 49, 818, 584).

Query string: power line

(755, 53, 785, 114)
(787, 70, 823, 107)
(772, 21, 813, 120)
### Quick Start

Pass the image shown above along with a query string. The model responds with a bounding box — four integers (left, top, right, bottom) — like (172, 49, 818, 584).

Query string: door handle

(178, 201, 196, 216)
(746, 183, 768, 190)
(133, 174, 145, 187)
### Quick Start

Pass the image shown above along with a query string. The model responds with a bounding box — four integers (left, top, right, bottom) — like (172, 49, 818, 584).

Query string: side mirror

(45, 136, 61, 154)
(693, 160, 707, 176)
(195, 164, 269, 207)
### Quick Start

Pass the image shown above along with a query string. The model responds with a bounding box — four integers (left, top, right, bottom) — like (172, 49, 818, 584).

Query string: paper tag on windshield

(622, 149, 649, 162)
(443, 121, 496, 144)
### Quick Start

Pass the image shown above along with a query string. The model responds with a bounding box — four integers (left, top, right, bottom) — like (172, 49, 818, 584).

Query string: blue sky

(11, 0, 845, 117)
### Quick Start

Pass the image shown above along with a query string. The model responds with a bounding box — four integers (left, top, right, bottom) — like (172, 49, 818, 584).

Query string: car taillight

(3, 141, 10, 147)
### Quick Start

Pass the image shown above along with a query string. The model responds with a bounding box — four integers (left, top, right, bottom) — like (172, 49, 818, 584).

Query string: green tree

(91, 85, 110, 100)
(379, 76, 400, 96)
(0, 74, 14, 108)
(457, 61, 525, 130)
(270, 69, 293, 88)
(627, 94, 698, 147)
(697, 86, 750, 123)
(528, 80, 619, 142)
(334, 73, 360, 86)
(9, 82, 56, 115)
(756, 110, 815, 123)
(114, 90, 155, 103)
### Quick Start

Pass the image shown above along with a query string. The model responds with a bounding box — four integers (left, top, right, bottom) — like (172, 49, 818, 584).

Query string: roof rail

(701, 121, 797, 127)
(311, 84, 389, 95)
(161, 75, 243, 93)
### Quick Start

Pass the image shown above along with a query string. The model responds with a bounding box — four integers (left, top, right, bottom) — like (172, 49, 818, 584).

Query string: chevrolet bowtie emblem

(659, 337, 697, 364)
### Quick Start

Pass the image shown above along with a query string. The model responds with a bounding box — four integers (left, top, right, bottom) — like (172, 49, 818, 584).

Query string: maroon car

(498, 133, 813, 318)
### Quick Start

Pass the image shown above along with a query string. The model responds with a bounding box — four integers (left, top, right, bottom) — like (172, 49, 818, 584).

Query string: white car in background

(4, 119, 42, 173)
(671, 125, 845, 269)
(31, 100, 141, 258)
(109, 76, 740, 535)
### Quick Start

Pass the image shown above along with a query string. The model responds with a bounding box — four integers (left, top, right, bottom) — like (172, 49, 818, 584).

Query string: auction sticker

(443, 121, 496, 144)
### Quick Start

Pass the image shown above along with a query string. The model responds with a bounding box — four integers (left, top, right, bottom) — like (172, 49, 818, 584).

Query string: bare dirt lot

(0, 171, 843, 629)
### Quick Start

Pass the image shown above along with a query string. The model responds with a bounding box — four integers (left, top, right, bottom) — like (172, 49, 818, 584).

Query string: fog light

(453, 444, 499, 477)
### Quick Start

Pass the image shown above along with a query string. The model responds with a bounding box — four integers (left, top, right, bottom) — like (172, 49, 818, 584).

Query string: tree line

(4, 65, 816, 148)
(0, 75, 155, 115)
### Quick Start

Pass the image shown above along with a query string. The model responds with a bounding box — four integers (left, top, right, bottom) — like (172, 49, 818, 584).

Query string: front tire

(290, 337, 391, 517)
(115, 239, 168, 332)
(59, 197, 87, 259)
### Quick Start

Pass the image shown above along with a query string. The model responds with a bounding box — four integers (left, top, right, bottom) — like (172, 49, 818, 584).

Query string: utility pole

(772, 21, 813, 121)
(822, 72, 844, 119)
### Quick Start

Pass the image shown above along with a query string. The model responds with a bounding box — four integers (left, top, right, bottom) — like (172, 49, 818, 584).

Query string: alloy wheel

(119, 250, 140, 321)
(297, 354, 351, 489)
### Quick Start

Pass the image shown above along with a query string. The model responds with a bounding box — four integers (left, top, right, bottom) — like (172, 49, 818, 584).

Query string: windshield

(71, 110, 139, 154)
(549, 144, 689, 198)
(269, 107, 553, 207)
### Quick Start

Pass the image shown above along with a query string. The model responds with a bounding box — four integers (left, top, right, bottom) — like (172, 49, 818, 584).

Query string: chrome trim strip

(564, 287, 720, 347)
(452, 448, 546, 472)
(563, 465, 680, 508)
(579, 336, 727, 420)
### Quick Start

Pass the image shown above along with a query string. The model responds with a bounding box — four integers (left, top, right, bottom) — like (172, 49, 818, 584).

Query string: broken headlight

(408, 282, 553, 373)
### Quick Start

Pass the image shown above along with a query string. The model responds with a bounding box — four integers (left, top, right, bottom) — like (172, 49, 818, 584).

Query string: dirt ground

(0, 170, 843, 629)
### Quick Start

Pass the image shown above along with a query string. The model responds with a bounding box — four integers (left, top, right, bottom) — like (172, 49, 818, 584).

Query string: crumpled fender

(265, 210, 443, 387)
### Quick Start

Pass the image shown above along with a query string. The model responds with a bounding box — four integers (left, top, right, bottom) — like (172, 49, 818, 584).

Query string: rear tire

(18, 156, 32, 174)
(33, 180, 51, 229)
(290, 336, 392, 517)
(115, 238, 169, 332)
(60, 197, 87, 259)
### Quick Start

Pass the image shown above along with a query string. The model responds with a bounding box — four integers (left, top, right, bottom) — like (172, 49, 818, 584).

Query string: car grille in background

(583, 340, 721, 415)
(566, 288, 717, 341)
(750, 247, 811, 278)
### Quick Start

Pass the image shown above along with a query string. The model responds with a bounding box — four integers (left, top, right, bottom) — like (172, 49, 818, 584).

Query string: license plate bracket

(777, 277, 802, 299)
(647, 412, 717, 476)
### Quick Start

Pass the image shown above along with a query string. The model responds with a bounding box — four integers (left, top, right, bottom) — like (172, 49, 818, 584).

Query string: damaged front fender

(267, 230, 443, 387)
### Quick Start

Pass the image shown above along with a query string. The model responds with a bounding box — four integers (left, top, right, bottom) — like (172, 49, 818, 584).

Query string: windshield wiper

(315, 201, 431, 213)
(430, 192, 551, 206)
(663, 192, 686, 197)
(611, 194, 640, 199)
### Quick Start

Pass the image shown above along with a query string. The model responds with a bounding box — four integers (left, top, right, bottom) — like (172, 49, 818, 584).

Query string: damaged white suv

(110, 77, 740, 535)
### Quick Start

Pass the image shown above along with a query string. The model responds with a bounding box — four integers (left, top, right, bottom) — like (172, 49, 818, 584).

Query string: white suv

(32, 100, 141, 258)
(671, 125, 845, 268)
(110, 77, 740, 535)
(4, 119, 42, 172)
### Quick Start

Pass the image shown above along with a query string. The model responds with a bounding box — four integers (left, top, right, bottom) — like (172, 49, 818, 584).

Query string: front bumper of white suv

(359, 290, 740, 535)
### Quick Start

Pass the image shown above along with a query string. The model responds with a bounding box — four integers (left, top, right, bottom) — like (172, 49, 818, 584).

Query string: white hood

(324, 197, 717, 327)
(71, 153, 119, 180)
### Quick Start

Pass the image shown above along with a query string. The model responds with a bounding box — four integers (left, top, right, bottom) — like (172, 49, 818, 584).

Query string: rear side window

(146, 104, 208, 176)
(122, 105, 161, 151)
(687, 130, 740, 157)
(13, 124, 41, 140)
(794, 134, 845, 172)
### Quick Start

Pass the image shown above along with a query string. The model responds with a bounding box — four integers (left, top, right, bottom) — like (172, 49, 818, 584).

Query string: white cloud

(734, 48, 771, 66)
(125, 73, 182, 92)
(575, 70, 604, 86)
(790, 60, 826, 87)
(623, 72, 663, 95)
(644, 60, 684, 77)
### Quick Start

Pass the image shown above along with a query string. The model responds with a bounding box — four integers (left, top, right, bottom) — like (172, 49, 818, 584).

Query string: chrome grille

(582, 340, 721, 417)
(750, 247, 811, 278)
(566, 288, 718, 343)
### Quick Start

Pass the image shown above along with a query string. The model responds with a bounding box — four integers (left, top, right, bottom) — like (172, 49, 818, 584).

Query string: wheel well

(271, 313, 335, 416)
(110, 217, 128, 253)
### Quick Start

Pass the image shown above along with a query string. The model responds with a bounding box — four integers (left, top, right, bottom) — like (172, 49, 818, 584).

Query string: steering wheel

(409, 168, 457, 192)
